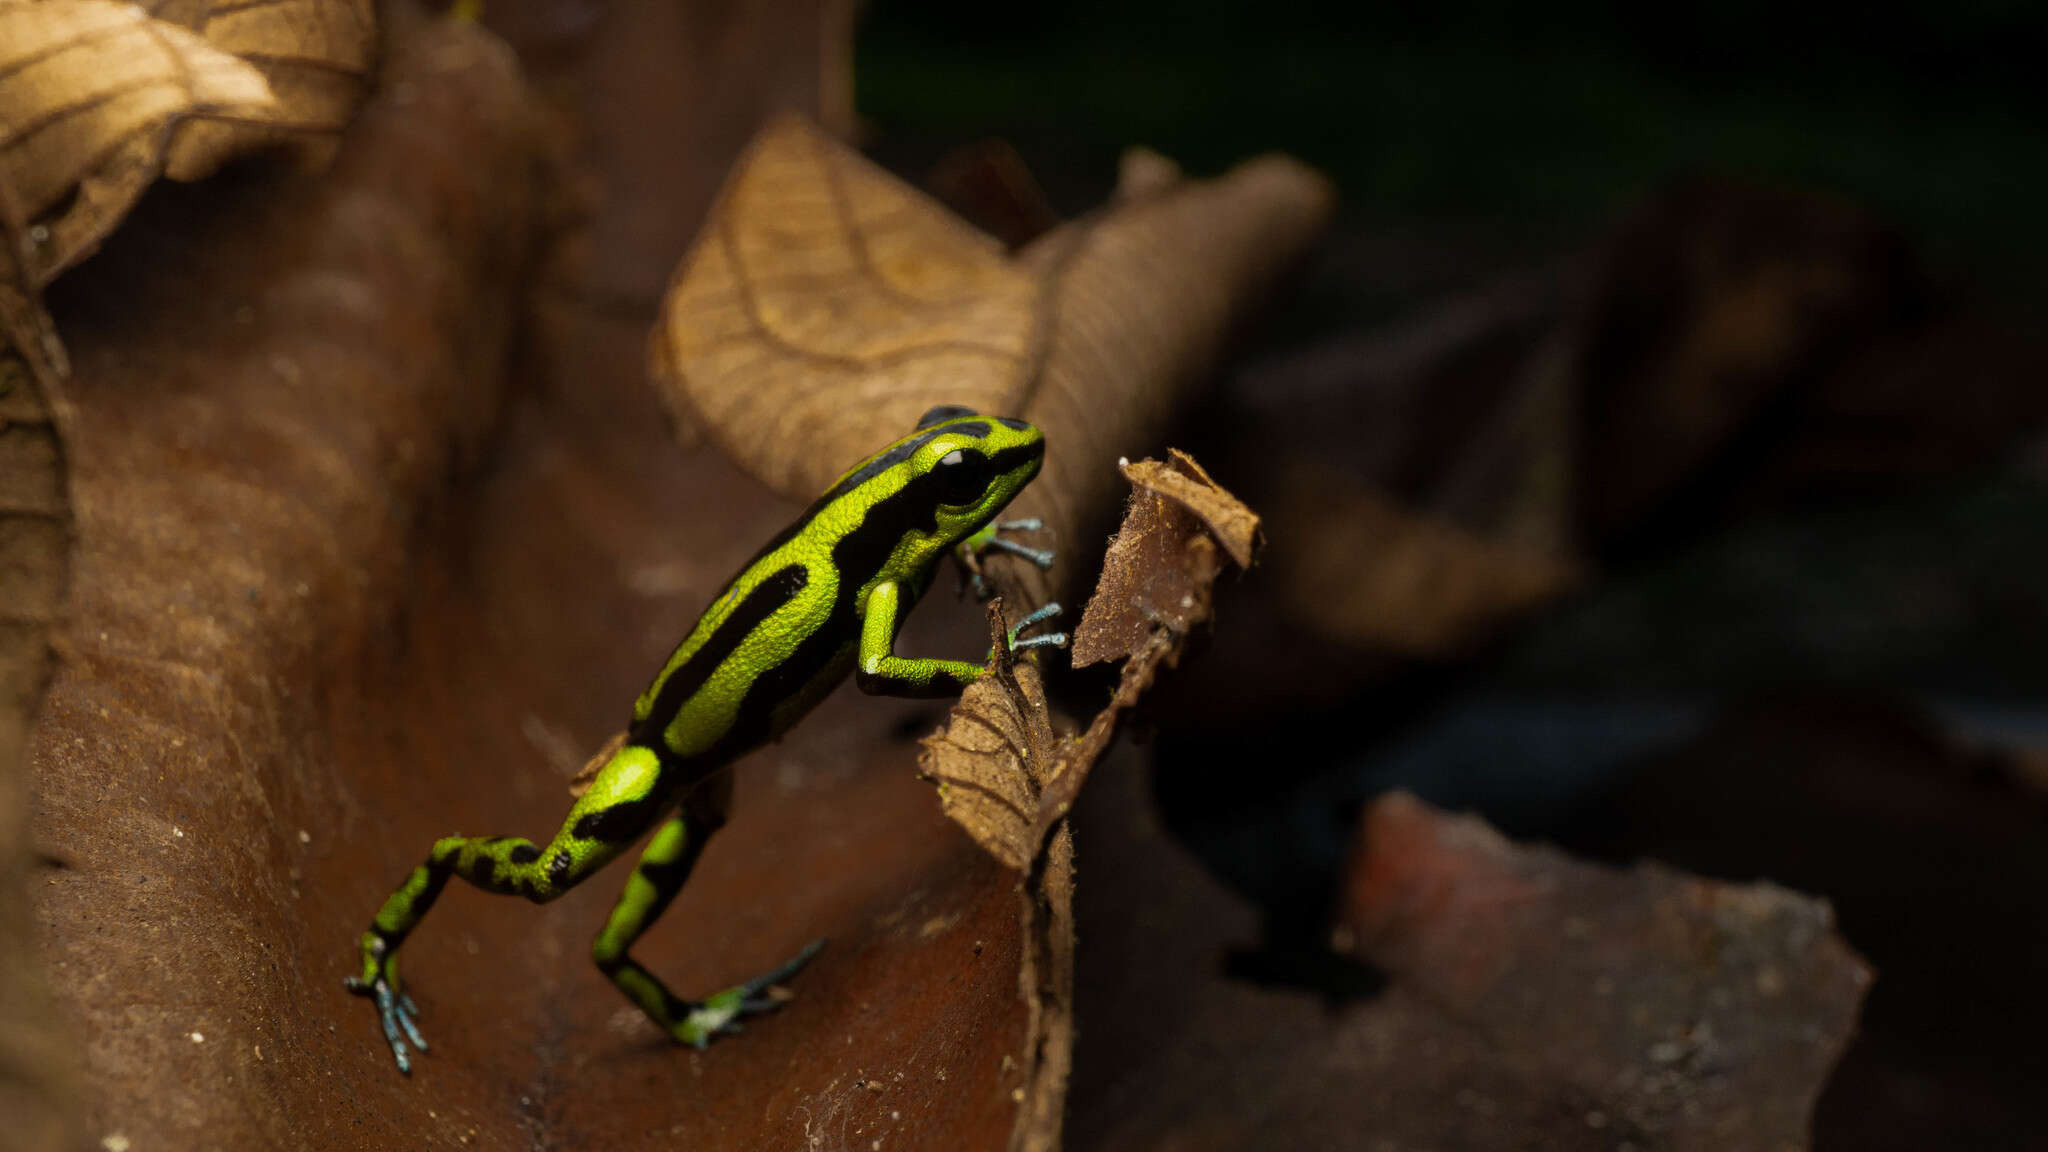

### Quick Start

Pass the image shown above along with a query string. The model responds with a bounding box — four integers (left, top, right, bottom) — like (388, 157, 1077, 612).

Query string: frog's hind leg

(590, 773, 824, 1047)
(349, 741, 676, 1072)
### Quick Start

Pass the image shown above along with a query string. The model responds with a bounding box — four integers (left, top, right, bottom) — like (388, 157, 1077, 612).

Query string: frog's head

(902, 404, 1044, 545)
(818, 404, 1044, 572)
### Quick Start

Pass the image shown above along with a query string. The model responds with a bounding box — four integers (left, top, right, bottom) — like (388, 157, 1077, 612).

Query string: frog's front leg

(347, 742, 673, 1073)
(953, 517, 1055, 598)
(591, 779, 823, 1047)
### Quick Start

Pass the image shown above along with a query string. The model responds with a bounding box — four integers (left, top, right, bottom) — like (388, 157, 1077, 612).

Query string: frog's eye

(932, 448, 991, 505)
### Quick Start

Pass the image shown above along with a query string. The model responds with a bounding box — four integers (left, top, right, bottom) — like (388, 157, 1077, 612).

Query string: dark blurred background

(859, 4, 2046, 1150)
(860, 1, 2046, 297)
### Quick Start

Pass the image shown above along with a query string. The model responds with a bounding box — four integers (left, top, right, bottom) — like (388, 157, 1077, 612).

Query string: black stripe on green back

(633, 563, 809, 748)
(697, 462, 961, 761)
(716, 425, 953, 584)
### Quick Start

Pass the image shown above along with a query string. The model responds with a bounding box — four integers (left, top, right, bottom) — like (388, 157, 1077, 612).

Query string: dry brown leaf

(153, 0, 376, 176)
(924, 453, 1261, 865)
(917, 601, 1060, 871)
(1072, 450, 1261, 667)
(1128, 450, 1260, 567)
(652, 116, 1042, 496)
(0, 0, 271, 379)
(27, 13, 1050, 1149)
(0, 0, 374, 384)
(0, 0, 279, 282)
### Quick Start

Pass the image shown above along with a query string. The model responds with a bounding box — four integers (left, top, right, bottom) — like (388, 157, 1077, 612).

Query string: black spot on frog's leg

(508, 843, 541, 865)
(588, 806, 725, 1032)
(547, 850, 572, 888)
(635, 854, 692, 893)
(572, 792, 660, 843)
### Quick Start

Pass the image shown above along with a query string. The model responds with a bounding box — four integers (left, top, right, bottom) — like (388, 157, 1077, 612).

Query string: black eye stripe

(985, 442, 1043, 476)
(934, 447, 991, 504)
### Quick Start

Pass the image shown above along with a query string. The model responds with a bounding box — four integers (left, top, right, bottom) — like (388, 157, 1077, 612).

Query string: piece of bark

(1067, 761, 1870, 1152)
(0, 349, 78, 1150)
(1579, 694, 2048, 1151)
(1336, 793, 1871, 1152)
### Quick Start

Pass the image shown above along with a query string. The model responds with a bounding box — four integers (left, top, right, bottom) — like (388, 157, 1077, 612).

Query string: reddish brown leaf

(1337, 793, 1871, 1151)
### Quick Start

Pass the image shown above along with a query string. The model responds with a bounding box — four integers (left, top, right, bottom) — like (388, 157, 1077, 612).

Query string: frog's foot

(955, 518, 1056, 598)
(344, 934, 428, 1074)
(673, 938, 825, 1049)
(1005, 600, 1068, 653)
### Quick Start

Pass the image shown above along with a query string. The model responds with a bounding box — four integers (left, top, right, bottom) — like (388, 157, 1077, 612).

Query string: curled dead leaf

(918, 601, 1060, 872)
(1072, 449, 1261, 667)
(923, 453, 1261, 869)
(155, 0, 376, 177)
(1125, 451, 1260, 567)
(0, 0, 374, 383)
